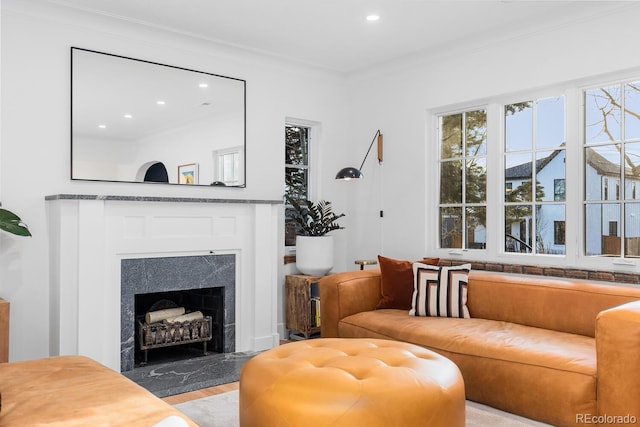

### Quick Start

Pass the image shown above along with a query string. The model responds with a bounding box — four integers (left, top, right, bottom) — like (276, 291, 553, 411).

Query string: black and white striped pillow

(409, 263, 471, 318)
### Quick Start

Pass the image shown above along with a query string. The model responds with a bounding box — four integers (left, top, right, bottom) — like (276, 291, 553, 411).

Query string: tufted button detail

(239, 338, 465, 427)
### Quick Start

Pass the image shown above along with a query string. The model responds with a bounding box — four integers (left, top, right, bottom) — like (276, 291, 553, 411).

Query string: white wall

(74, 112, 244, 185)
(0, 0, 350, 361)
(345, 3, 640, 265)
(73, 136, 138, 181)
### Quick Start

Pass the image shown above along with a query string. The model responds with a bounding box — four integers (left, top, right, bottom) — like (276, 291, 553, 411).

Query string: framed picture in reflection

(178, 163, 199, 185)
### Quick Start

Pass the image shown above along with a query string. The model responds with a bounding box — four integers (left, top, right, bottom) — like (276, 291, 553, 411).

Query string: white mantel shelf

(46, 194, 282, 371)
(45, 194, 283, 205)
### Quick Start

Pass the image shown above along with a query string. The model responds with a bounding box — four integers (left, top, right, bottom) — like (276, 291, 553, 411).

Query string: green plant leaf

(0, 208, 32, 237)
(285, 196, 344, 237)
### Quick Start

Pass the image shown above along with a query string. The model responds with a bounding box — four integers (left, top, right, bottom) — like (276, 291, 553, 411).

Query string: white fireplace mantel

(46, 194, 282, 371)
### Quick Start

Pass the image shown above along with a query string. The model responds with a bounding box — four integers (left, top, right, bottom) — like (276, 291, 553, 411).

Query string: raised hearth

(124, 351, 255, 398)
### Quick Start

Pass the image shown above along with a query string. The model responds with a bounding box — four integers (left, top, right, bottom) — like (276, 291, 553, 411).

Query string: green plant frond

(285, 197, 345, 237)
(0, 208, 32, 237)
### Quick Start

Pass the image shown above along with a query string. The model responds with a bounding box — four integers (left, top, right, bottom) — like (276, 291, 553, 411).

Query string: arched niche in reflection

(140, 161, 169, 183)
(71, 47, 246, 187)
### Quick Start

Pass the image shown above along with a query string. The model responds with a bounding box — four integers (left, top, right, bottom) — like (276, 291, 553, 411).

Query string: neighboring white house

(505, 148, 566, 254)
(584, 148, 640, 256)
(506, 147, 640, 256)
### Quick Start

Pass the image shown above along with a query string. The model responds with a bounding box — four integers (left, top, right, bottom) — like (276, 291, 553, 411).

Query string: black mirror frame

(70, 47, 247, 188)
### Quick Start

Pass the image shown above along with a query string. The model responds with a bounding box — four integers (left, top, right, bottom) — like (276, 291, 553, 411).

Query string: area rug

(175, 390, 552, 427)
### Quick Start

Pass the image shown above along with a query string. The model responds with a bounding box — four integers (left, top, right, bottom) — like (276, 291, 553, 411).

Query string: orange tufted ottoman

(239, 338, 465, 427)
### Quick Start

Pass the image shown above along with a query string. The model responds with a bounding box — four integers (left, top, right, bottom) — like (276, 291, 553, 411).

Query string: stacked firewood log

(141, 307, 210, 347)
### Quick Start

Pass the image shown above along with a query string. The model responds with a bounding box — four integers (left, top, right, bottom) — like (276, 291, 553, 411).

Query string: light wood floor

(162, 381, 239, 405)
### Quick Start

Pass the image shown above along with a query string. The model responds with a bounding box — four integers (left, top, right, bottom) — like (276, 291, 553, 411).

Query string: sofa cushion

(376, 255, 439, 310)
(410, 263, 471, 318)
(339, 309, 595, 375)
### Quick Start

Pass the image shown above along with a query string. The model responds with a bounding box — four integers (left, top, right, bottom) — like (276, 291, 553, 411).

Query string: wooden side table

(0, 298, 9, 362)
(285, 275, 322, 339)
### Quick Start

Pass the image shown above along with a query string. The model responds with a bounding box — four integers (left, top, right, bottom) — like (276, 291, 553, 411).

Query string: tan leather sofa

(319, 269, 640, 427)
(0, 355, 197, 426)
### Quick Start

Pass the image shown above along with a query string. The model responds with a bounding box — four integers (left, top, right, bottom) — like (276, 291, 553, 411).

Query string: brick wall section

(439, 259, 640, 285)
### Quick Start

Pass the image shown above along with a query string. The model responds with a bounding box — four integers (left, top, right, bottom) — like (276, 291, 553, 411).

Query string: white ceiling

(48, 0, 632, 73)
(72, 48, 245, 141)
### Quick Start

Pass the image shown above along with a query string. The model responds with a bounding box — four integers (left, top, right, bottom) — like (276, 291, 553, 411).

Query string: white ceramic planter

(295, 235, 334, 276)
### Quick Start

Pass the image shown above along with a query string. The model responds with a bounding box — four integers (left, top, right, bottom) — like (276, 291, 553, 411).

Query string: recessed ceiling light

(98, 124, 107, 129)
(156, 100, 166, 105)
(366, 15, 380, 22)
(124, 114, 133, 119)
(199, 83, 209, 88)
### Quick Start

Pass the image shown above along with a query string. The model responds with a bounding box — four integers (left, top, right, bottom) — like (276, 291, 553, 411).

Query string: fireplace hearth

(121, 254, 235, 372)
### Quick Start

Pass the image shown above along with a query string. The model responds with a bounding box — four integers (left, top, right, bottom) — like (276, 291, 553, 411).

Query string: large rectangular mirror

(71, 47, 246, 187)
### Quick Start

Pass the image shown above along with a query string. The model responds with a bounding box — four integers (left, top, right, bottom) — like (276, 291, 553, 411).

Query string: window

(504, 97, 566, 255)
(212, 146, 243, 186)
(554, 221, 566, 245)
(435, 74, 640, 264)
(584, 80, 640, 257)
(284, 125, 310, 246)
(554, 179, 565, 201)
(438, 109, 487, 250)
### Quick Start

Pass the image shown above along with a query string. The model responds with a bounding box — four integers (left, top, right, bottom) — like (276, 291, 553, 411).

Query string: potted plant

(0, 207, 31, 237)
(286, 196, 345, 276)
(0, 205, 30, 365)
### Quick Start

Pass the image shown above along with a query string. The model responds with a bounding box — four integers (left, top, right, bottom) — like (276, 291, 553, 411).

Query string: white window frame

(582, 77, 640, 260)
(429, 70, 640, 272)
(212, 145, 244, 186)
(502, 95, 567, 256)
(436, 108, 488, 251)
(284, 118, 321, 248)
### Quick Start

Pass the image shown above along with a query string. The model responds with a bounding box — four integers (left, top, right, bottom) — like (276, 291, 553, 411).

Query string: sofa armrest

(596, 299, 640, 420)
(318, 269, 382, 338)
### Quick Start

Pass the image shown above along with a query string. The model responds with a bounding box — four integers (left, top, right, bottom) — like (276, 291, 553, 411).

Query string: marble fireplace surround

(46, 194, 282, 372)
(121, 254, 235, 372)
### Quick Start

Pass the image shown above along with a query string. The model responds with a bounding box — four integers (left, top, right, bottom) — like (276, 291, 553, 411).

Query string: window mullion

(461, 115, 467, 249)
(531, 101, 539, 254)
(620, 85, 627, 257)
(564, 87, 582, 262)
(485, 103, 501, 256)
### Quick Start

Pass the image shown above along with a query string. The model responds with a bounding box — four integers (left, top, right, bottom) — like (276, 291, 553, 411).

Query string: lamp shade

(335, 130, 382, 180)
(335, 167, 363, 180)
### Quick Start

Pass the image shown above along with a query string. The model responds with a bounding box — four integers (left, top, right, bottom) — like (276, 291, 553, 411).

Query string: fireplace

(47, 195, 281, 371)
(121, 254, 235, 372)
(134, 287, 222, 366)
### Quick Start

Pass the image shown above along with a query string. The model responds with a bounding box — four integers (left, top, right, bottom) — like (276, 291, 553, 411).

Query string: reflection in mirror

(71, 47, 246, 187)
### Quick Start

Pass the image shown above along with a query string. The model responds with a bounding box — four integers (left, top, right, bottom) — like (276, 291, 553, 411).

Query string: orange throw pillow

(376, 255, 439, 310)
